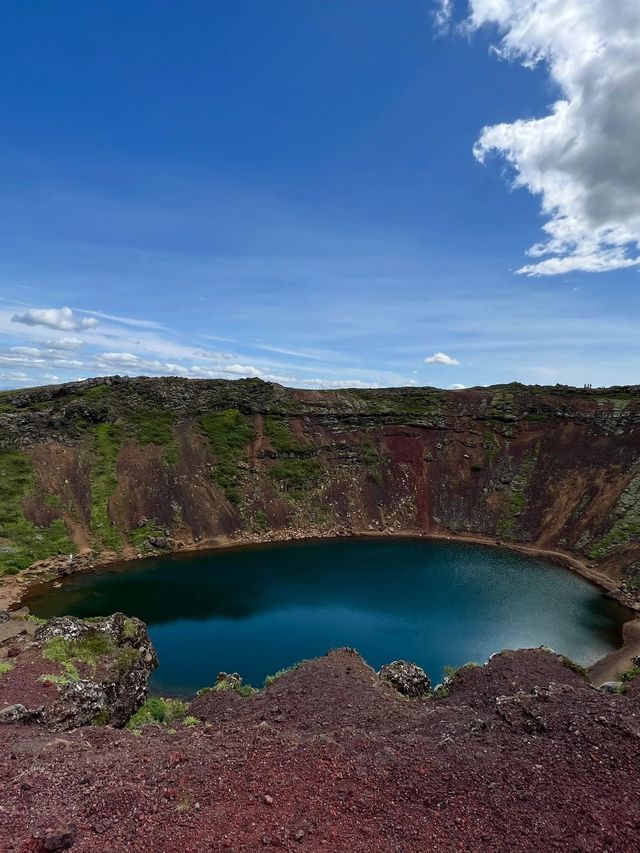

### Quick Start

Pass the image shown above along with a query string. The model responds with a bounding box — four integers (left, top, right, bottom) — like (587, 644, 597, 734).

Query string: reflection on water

(26, 538, 630, 696)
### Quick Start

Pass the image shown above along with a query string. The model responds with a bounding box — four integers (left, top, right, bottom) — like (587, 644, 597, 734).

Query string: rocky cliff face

(1, 376, 639, 591)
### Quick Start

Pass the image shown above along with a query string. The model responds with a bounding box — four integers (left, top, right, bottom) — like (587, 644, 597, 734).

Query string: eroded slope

(0, 377, 639, 594)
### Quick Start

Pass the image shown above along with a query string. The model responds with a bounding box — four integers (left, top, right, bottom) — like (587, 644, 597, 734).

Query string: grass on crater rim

(199, 408, 256, 505)
(0, 449, 74, 575)
(263, 415, 315, 455)
(88, 423, 124, 552)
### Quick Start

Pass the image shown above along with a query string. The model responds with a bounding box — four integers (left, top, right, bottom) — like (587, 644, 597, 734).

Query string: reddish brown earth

(2, 377, 640, 613)
(2, 378, 640, 849)
(1, 648, 639, 852)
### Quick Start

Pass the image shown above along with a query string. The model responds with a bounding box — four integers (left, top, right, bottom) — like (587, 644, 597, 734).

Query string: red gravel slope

(1, 648, 639, 852)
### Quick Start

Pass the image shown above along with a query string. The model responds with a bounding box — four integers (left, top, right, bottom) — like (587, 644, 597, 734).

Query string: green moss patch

(362, 439, 382, 484)
(127, 697, 188, 729)
(129, 519, 168, 551)
(0, 449, 74, 574)
(41, 630, 137, 683)
(126, 408, 178, 464)
(199, 409, 255, 505)
(253, 509, 269, 531)
(589, 473, 640, 559)
(89, 423, 124, 552)
(269, 459, 324, 493)
(264, 416, 314, 455)
(495, 447, 539, 539)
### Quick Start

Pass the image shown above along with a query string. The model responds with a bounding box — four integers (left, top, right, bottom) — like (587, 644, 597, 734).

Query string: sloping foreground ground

(1, 648, 639, 852)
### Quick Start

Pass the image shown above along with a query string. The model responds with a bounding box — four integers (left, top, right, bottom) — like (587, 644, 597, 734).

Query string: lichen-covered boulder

(0, 612, 158, 730)
(378, 660, 431, 698)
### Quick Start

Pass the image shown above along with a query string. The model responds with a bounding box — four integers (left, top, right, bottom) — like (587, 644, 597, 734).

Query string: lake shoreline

(6, 528, 640, 686)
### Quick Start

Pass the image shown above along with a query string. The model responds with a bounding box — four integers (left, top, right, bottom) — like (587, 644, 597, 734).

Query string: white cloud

(12, 306, 98, 331)
(10, 346, 41, 356)
(468, 0, 640, 275)
(0, 370, 29, 381)
(434, 0, 454, 32)
(425, 351, 459, 365)
(450, 383, 466, 389)
(74, 308, 164, 329)
(99, 352, 140, 365)
(46, 337, 85, 350)
(303, 378, 380, 389)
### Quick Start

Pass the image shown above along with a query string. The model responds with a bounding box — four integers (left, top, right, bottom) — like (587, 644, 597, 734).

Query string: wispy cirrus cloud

(74, 308, 164, 330)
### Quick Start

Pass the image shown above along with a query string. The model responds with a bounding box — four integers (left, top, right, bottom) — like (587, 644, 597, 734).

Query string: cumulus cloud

(425, 351, 459, 365)
(12, 306, 98, 331)
(450, 383, 466, 389)
(467, 0, 640, 275)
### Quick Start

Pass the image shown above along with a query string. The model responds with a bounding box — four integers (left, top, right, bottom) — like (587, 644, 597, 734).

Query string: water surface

(26, 538, 629, 696)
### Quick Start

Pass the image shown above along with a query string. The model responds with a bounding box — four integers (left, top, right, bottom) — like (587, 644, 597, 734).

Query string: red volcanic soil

(1, 648, 640, 852)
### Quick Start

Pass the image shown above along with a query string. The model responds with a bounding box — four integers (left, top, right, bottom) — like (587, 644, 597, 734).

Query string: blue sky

(1, 0, 639, 391)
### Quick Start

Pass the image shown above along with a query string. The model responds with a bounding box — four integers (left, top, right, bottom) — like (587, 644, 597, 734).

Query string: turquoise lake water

(25, 538, 630, 696)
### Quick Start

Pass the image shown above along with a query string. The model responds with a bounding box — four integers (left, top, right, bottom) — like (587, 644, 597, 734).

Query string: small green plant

(432, 661, 478, 699)
(90, 708, 111, 726)
(431, 683, 449, 699)
(0, 661, 14, 676)
(253, 509, 269, 531)
(38, 673, 71, 686)
(127, 697, 188, 730)
(205, 679, 257, 697)
(264, 660, 308, 687)
(183, 715, 200, 727)
(122, 618, 137, 640)
(559, 655, 589, 680)
(621, 666, 640, 684)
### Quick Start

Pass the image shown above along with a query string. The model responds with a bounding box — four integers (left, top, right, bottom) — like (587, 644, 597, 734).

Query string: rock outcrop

(378, 659, 432, 698)
(0, 612, 157, 730)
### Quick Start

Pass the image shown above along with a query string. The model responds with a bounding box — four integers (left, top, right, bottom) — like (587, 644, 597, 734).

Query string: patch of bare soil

(1, 648, 639, 852)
